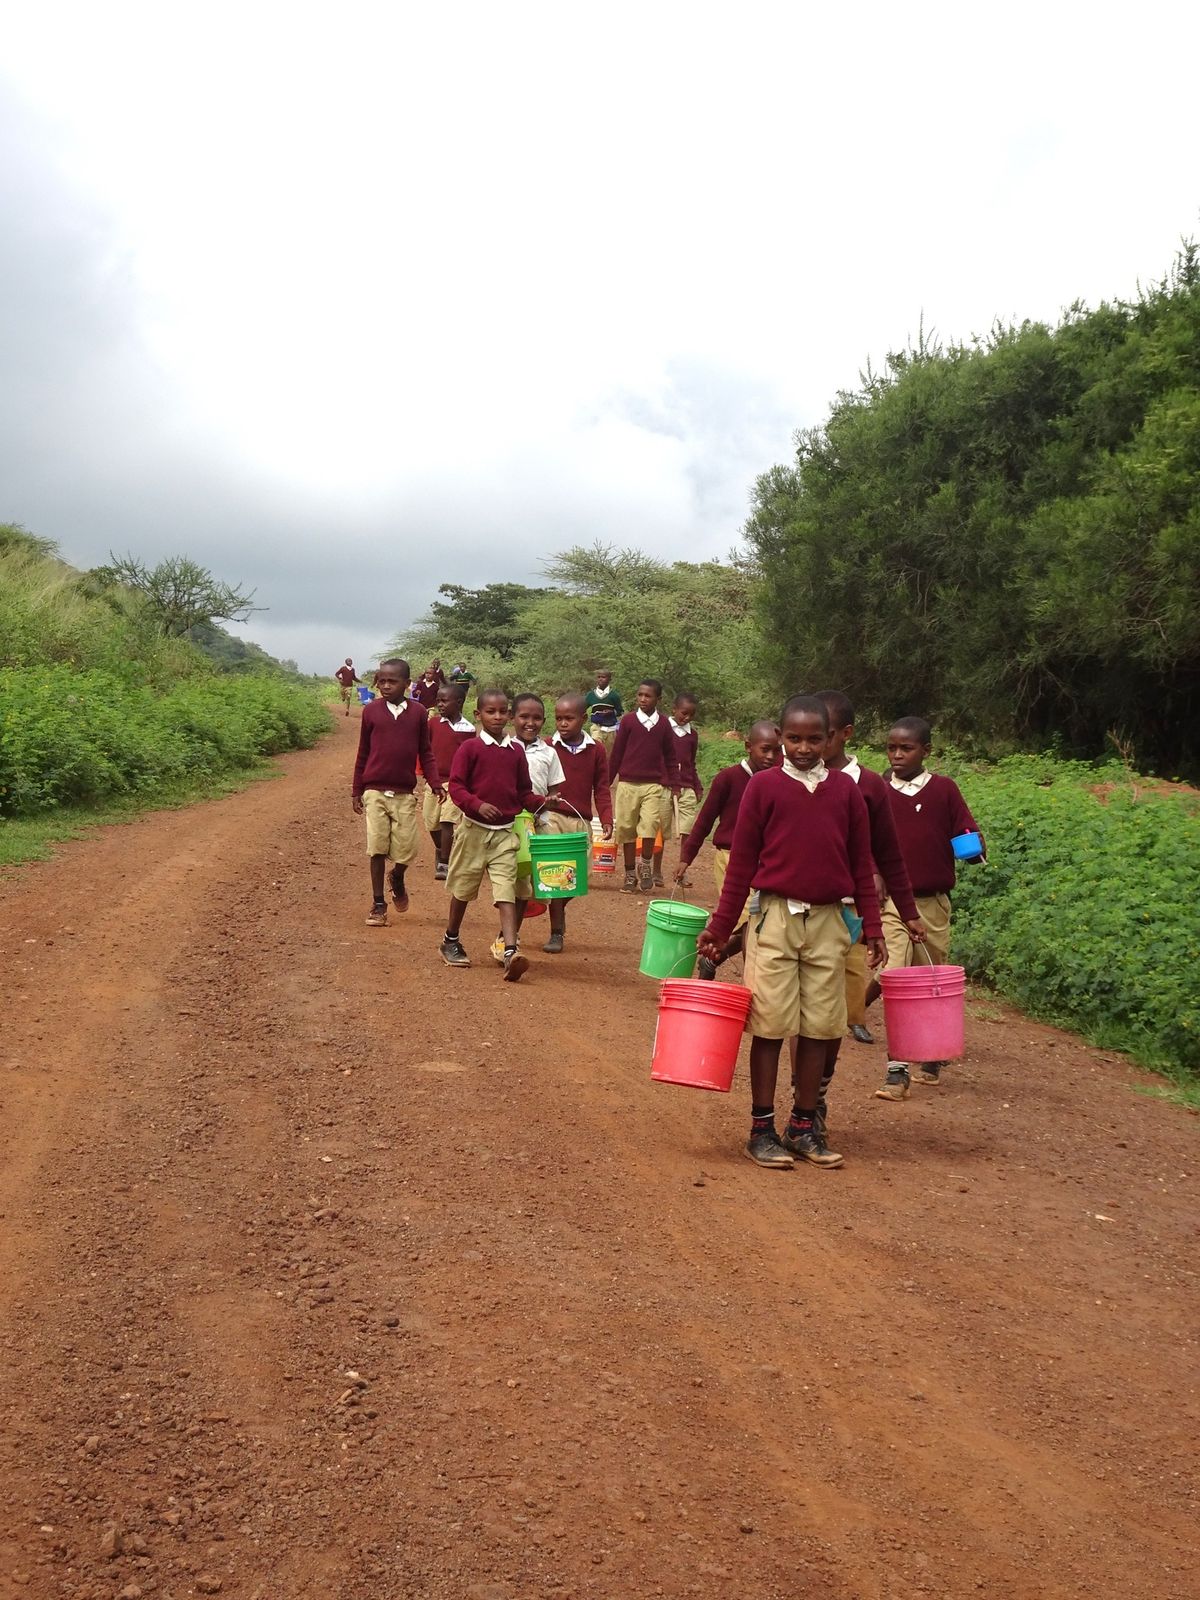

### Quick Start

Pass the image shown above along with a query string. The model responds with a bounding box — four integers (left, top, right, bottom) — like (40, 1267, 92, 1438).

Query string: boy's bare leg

(446, 895, 469, 937)
(369, 855, 387, 903)
(622, 842, 638, 870)
(498, 901, 528, 981)
(749, 1035, 783, 1108)
(437, 823, 454, 866)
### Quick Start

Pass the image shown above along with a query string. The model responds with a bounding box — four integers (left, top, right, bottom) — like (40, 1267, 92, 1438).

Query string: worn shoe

(365, 902, 388, 927)
(781, 1126, 844, 1168)
(542, 931, 564, 954)
(744, 1129, 795, 1168)
(849, 1023, 875, 1044)
(697, 956, 718, 981)
(439, 936, 470, 967)
(389, 865, 409, 913)
(502, 950, 529, 983)
(434, 862, 448, 881)
(622, 871, 639, 893)
(916, 1061, 944, 1086)
(875, 1063, 911, 1101)
(490, 935, 507, 964)
(652, 873, 666, 889)
(638, 863, 654, 893)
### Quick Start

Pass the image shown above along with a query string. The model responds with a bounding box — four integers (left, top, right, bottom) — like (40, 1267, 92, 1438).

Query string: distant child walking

(608, 679, 680, 893)
(584, 669, 624, 753)
(657, 692, 703, 886)
(351, 658, 443, 926)
(869, 716, 983, 1100)
(334, 658, 361, 714)
(424, 680, 476, 879)
(547, 692, 614, 954)
(676, 719, 780, 976)
(442, 689, 546, 982)
(411, 660, 444, 708)
(699, 696, 884, 1171)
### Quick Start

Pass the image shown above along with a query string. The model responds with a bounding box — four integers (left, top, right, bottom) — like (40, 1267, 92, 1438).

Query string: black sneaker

(622, 871, 639, 893)
(365, 901, 388, 927)
(697, 956, 718, 980)
(389, 865, 409, 913)
(743, 1129, 794, 1168)
(781, 1126, 844, 1168)
(813, 1097, 829, 1139)
(638, 863, 654, 893)
(434, 862, 448, 881)
(849, 1023, 875, 1044)
(439, 936, 470, 967)
(875, 1063, 911, 1101)
(916, 1061, 943, 1085)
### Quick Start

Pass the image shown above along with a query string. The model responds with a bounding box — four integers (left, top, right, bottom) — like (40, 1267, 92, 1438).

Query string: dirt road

(1, 715, 1196, 1600)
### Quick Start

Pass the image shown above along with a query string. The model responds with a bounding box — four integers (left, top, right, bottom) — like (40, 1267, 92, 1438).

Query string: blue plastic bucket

(357, 686, 372, 704)
(951, 830, 984, 863)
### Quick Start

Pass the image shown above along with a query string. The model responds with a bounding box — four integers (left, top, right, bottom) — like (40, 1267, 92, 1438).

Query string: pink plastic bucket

(650, 980, 752, 1092)
(880, 964, 966, 1061)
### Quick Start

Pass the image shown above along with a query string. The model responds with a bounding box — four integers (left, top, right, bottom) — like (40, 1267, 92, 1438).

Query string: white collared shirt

(781, 756, 828, 793)
(636, 707, 660, 730)
(842, 756, 861, 785)
(669, 717, 692, 737)
(519, 736, 566, 797)
(553, 730, 595, 752)
(739, 759, 753, 775)
(444, 715, 475, 734)
(592, 684, 611, 699)
(384, 698, 408, 720)
(890, 768, 933, 797)
(478, 729, 513, 748)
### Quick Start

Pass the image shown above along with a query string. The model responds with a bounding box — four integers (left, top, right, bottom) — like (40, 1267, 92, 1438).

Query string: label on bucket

(537, 861, 578, 893)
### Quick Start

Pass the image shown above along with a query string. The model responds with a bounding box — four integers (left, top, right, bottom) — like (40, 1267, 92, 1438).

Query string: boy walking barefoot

(425, 681, 476, 880)
(676, 720, 780, 977)
(548, 693, 614, 954)
(657, 692, 703, 888)
(868, 716, 983, 1099)
(608, 679, 680, 893)
(489, 693, 565, 964)
(351, 658, 443, 926)
(698, 696, 885, 1171)
(442, 689, 545, 982)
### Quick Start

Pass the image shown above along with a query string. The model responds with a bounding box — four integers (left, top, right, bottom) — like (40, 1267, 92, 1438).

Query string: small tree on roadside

(91, 553, 263, 638)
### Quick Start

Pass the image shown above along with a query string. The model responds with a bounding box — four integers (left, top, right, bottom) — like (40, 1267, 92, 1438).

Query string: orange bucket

(650, 979, 752, 1092)
(591, 836, 617, 874)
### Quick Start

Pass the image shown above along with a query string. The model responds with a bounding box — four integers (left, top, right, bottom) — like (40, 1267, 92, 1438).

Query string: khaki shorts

(660, 789, 700, 841)
(614, 781, 666, 844)
(712, 847, 753, 931)
(339, 684, 352, 704)
(743, 897, 851, 1041)
(446, 818, 520, 905)
(422, 787, 463, 832)
(363, 790, 418, 863)
(536, 810, 580, 836)
(882, 892, 952, 969)
(590, 725, 617, 754)
(844, 936, 868, 1028)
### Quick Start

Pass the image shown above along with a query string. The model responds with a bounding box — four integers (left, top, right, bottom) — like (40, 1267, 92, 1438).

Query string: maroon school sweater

(852, 764, 919, 923)
(448, 736, 540, 827)
(429, 715, 476, 786)
(709, 767, 882, 945)
(885, 773, 980, 897)
(411, 672, 443, 708)
(680, 762, 751, 865)
(668, 723, 702, 796)
(553, 736, 614, 833)
(608, 712, 680, 786)
(352, 699, 440, 798)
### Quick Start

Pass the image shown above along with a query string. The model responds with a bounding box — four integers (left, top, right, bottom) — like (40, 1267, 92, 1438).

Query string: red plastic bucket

(650, 979, 752, 1092)
(880, 963, 966, 1061)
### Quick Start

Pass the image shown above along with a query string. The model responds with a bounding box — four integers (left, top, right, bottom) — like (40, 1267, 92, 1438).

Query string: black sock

(750, 1104, 775, 1134)
(444, 929, 457, 943)
(787, 1106, 815, 1135)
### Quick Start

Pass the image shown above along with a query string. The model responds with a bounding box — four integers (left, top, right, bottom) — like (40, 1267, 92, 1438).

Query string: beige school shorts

(536, 810, 580, 836)
(712, 847, 753, 932)
(422, 786, 463, 832)
(363, 789, 418, 863)
(614, 781, 667, 844)
(660, 789, 700, 841)
(743, 897, 852, 1041)
(446, 818, 520, 905)
(882, 892, 952, 969)
(844, 936, 868, 1028)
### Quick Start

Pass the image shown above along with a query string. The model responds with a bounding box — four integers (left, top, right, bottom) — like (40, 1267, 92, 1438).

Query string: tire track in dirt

(0, 715, 1196, 1599)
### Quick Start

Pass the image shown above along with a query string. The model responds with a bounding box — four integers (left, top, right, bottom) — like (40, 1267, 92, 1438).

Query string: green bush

(0, 668, 329, 816)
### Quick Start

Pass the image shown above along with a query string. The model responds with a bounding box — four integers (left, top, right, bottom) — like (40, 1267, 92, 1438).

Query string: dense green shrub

(0, 668, 329, 816)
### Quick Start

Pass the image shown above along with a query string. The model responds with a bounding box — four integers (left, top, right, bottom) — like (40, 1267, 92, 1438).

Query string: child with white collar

(541, 693, 614, 953)
(655, 691, 704, 887)
(606, 679, 680, 893)
(488, 693, 565, 965)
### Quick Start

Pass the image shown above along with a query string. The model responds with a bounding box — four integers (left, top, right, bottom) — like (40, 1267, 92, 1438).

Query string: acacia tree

(92, 553, 263, 638)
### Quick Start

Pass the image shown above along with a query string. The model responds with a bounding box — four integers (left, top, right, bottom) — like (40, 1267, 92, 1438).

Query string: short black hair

(556, 691, 587, 713)
(780, 693, 830, 729)
(439, 678, 468, 700)
(890, 715, 932, 744)
(513, 692, 544, 713)
(673, 690, 697, 708)
(815, 689, 854, 729)
(748, 718, 779, 741)
(378, 657, 410, 677)
(639, 678, 663, 695)
(476, 686, 509, 709)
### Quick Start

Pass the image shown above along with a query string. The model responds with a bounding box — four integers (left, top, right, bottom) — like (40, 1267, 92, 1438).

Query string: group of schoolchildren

(350, 661, 981, 1173)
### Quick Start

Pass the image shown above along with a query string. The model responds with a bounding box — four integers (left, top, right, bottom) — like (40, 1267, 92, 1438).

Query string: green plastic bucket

(639, 898, 709, 979)
(513, 811, 534, 868)
(528, 830, 590, 900)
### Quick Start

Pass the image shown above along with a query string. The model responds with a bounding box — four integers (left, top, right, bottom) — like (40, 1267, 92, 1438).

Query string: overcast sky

(2, 1, 1197, 672)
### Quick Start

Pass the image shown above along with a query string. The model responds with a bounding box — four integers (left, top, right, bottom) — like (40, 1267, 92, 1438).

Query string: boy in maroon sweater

(351, 659, 444, 927)
(656, 692, 704, 887)
(676, 719, 780, 975)
(442, 689, 547, 982)
(542, 693, 614, 954)
(424, 680, 476, 880)
(698, 697, 885, 1171)
(608, 679, 680, 893)
(868, 715, 983, 1099)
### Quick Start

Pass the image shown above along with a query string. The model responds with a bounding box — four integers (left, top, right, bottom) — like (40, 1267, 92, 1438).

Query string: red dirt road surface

(1, 716, 1197, 1600)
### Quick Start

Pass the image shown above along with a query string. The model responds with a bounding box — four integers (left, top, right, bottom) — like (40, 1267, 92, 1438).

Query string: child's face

(745, 728, 780, 771)
(887, 730, 929, 781)
(825, 721, 853, 763)
(375, 667, 408, 703)
(596, 671, 611, 689)
(781, 710, 828, 770)
(636, 684, 659, 713)
(555, 701, 585, 741)
(478, 695, 510, 738)
(436, 687, 464, 719)
(513, 701, 545, 743)
(673, 698, 696, 725)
